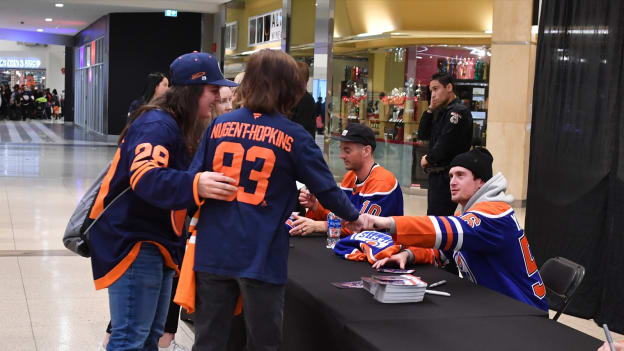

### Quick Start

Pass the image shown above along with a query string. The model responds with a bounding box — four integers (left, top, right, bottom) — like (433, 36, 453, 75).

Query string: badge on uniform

(450, 112, 461, 124)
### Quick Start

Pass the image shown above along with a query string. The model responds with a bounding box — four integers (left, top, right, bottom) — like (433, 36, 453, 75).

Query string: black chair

(539, 257, 585, 321)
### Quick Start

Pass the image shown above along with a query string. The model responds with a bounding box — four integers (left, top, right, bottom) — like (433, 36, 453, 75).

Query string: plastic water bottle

(326, 212, 341, 249)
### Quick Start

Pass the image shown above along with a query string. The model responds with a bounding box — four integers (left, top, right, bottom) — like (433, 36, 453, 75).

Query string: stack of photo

(361, 274, 428, 303)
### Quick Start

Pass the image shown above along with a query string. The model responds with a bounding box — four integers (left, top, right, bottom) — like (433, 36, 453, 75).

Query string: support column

(487, 0, 536, 203)
(313, 0, 335, 156)
(281, 0, 292, 53)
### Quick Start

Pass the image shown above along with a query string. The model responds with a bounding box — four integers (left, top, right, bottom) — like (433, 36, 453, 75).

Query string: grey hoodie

(460, 172, 514, 215)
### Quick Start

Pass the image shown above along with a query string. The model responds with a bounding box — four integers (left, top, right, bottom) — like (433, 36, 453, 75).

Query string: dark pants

(107, 277, 181, 335)
(193, 272, 285, 351)
(427, 171, 458, 216)
(427, 171, 460, 276)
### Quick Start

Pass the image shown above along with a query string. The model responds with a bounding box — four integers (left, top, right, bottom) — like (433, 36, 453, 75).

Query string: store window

(75, 37, 105, 133)
(224, 22, 238, 50)
(327, 45, 490, 189)
(248, 10, 282, 46)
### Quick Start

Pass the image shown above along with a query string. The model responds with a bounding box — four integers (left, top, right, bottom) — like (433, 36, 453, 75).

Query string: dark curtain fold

(527, 0, 624, 333)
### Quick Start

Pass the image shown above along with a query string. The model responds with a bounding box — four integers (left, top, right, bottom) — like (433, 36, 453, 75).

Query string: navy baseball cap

(170, 51, 237, 87)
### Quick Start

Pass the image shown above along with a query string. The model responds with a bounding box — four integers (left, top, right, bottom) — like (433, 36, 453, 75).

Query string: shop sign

(0, 58, 41, 69)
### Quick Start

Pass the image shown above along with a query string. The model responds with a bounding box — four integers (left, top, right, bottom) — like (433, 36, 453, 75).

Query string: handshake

(298, 187, 394, 233)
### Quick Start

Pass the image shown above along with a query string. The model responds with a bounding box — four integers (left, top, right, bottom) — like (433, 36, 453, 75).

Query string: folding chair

(539, 256, 585, 321)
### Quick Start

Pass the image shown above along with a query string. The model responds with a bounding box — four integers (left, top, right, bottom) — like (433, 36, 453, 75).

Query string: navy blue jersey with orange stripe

(188, 107, 359, 284)
(394, 201, 548, 311)
(88, 110, 200, 290)
(306, 164, 403, 236)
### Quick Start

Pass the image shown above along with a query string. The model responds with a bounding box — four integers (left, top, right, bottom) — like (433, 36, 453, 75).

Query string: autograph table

(280, 236, 602, 351)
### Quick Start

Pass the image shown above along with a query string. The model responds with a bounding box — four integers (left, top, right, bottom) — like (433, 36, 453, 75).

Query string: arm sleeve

(405, 247, 447, 267)
(294, 132, 359, 222)
(392, 213, 509, 253)
(417, 110, 433, 140)
(426, 109, 472, 164)
(305, 201, 330, 220)
(125, 120, 200, 210)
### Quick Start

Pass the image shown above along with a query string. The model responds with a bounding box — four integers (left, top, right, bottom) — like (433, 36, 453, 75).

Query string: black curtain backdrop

(527, 0, 624, 333)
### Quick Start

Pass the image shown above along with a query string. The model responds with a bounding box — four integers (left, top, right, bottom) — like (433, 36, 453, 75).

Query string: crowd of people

(0, 83, 63, 121)
(75, 49, 618, 351)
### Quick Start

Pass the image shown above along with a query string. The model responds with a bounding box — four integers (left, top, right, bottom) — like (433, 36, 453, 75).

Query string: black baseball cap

(338, 123, 376, 150)
(170, 51, 237, 87)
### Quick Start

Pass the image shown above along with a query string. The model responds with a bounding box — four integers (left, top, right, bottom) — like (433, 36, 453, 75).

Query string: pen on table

(428, 280, 447, 288)
(603, 324, 616, 351)
(425, 289, 451, 297)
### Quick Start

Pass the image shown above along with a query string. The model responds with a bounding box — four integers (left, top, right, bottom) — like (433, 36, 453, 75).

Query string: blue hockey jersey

(89, 109, 200, 290)
(334, 231, 401, 263)
(396, 200, 548, 311)
(188, 107, 359, 284)
(306, 164, 403, 236)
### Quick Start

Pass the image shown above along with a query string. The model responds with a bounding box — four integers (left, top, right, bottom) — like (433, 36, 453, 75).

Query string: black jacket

(418, 97, 473, 167)
(291, 91, 316, 137)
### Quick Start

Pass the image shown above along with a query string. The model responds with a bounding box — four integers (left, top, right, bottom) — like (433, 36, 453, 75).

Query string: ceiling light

(37, 28, 44, 32)
(55, 3, 64, 7)
(45, 18, 53, 22)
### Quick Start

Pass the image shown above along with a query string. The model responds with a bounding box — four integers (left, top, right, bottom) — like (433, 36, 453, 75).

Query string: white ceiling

(0, 0, 229, 36)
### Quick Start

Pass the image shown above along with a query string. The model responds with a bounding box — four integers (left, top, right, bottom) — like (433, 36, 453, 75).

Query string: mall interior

(0, 0, 622, 350)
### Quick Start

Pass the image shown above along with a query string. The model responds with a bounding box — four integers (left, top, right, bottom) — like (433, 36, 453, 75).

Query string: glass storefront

(327, 45, 490, 188)
(0, 68, 47, 89)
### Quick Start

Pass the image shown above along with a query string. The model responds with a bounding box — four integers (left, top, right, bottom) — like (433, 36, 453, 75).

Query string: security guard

(418, 72, 472, 216)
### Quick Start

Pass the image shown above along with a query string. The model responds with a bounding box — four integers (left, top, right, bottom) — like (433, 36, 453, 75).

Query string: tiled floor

(0, 121, 619, 350)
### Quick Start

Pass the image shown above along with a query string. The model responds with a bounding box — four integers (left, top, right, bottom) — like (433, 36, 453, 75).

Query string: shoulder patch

(450, 111, 461, 124)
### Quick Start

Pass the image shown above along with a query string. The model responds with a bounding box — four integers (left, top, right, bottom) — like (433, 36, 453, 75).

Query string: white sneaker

(159, 340, 188, 351)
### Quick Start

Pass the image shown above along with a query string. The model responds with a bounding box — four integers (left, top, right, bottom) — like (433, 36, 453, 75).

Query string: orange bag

(174, 210, 243, 315)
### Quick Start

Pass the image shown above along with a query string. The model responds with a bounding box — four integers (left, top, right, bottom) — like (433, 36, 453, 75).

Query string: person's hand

(346, 214, 393, 232)
(598, 341, 624, 351)
(197, 172, 238, 200)
(421, 155, 429, 169)
(372, 251, 410, 270)
(289, 215, 325, 236)
(298, 188, 318, 211)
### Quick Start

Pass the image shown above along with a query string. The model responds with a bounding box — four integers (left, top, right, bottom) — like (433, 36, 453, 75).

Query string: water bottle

(326, 212, 341, 249)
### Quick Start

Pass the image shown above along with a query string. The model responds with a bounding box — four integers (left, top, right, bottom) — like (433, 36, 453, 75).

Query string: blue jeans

(107, 243, 174, 351)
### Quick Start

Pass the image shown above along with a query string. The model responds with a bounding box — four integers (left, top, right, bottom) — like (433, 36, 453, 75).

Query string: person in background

(51, 89, 61, 120)
(290, 61, 316, 137)
(314, 97, 325, 135)
(128, 72, 170, 119)
(232, 71, 245, 109)
(215, 86, 234, 117)
(0, 84, 10, 120)
(418, 72, 472, 216)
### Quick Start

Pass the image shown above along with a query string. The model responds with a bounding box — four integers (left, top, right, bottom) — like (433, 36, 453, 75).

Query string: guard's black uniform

(418, 97, 473, 216)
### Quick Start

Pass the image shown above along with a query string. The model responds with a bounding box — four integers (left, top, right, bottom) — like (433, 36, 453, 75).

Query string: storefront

(326, 45, 490, 188)
(222, 0, 494, 189)
(0, 57, 46, 88)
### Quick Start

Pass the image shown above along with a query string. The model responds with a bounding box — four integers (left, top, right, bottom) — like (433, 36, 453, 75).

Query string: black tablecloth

(282, 237, 601, 351)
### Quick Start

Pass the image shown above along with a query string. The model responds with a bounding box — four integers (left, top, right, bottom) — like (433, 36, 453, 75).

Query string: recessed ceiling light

(55, 3, 64, 7)
(45, 18, 53, 22)
(37, 28, 44, 32)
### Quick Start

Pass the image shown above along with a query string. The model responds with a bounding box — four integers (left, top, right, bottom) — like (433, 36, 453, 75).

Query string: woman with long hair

(176, 49, 363, 350)
(89, 52, 238, 351)
(128, 72, 170, 118)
